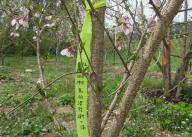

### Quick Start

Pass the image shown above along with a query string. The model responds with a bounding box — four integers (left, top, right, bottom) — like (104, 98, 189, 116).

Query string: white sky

(106, 0, 192, 27)
(129, 0, 192, 22)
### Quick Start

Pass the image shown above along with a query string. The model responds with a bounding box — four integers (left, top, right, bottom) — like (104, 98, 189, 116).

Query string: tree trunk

(163, 39, 172, 97)
(0, 40, 4, 66)
(174, 51, 192, 99)
(88, 5, 105, 137)
(183, 0, 188, 55)
(102, 1, 184, 137)
(36, 30, 62, 131)
(174, 0, 188, 99)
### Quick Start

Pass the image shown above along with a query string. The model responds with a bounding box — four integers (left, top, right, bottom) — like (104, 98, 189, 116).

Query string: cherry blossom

(34, 13, 40, 18)
(45, 16, 52, 20)
(119, 15, 129, 24)
(60, 47, 75, 57)
(122, 24, 133, 35)
(11, 16, 29, 30)
(33, 36, 37, 41)
(119, 15, 133, 35)
(20, 7, 29, 16)
(18, 17, 29, 28)
(10, 6, 29, 37)
(56, 0, 61, 7)
(11, 18, 20, 30)
(33, 26, 38, 32)
(11, 19, 17, 26)
(36, 78, 43, 84)
(44, 22, 55, 28)
(10, 32, 20, 37)
(117, 41, 126, 51)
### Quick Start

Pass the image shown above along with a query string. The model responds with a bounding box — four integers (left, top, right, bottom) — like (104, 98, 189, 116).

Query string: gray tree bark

(88, 2, 105, 137)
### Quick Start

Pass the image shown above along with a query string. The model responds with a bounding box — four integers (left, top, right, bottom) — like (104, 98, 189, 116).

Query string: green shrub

(121, 125, 154, 137)
(155, 100, 192, 132)
(181, 84, 192, 100)
(19, 120, 42, 136)
(59, 93, 74, 106)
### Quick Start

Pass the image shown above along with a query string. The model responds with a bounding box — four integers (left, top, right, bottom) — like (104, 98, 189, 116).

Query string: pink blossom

(60, 47, 74, 57)
(56, 0, 61, 7)
(117, 41, 126, 51)
(119, 15, 133, 35)
(44, 22, 55, 28)
(34, 13, 40, 18)
(20, 7, 29, 16)
(11, 19, 17, 26)
(45, 16, 52, 20)
(119, 15, 129, 24)
(33, 36, 37, 41)
(11, 16, 29, 30)
(122, 24, 133, 35)
(117, 46, 122, 51)
(10, 32, 20, 37)
(36, 78, 43, 84)
(18, 18, 29, 28)
(11, 18, 20, 30)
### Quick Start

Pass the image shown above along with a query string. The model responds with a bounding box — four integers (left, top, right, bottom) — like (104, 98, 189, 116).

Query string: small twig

(159, 77, 186, 99)
(152, 55, 163, 73)
(149, 0, 162, 18)
(106, 0, 125, 9)
(101, 73, 129, 131)
(7, 72, 78, 115)
(127, 0, 138, 59)
(61, 0, 95, 74)
(130, 103, 153, 112)
(101, 32, 146, 131)
(179, 7, 192, 13)
(171, 54, 182, 59)
(125, 2, 142, 35)
(84, 0, 130, 74)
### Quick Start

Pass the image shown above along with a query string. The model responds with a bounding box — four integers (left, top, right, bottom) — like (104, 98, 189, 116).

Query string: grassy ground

(0, 56, 76, 137)
(1, 42, 192, 137)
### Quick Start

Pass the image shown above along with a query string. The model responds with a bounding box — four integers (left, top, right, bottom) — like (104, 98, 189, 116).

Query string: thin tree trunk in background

(174, 0, 188, 99)
(102, 1, 184, 137)
(168, 27, 172, 91)
(163, 38, 172, 97)
(88, 3, 105, 137)
(183, 0, 188, 55)
(1, 40, 4, 65)
(36, 31, 45, 87)
(36, 30, 62, 132)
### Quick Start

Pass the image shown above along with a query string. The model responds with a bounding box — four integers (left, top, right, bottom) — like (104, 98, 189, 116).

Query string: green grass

(0, 56, 75, 136)
(148, 38, 183, 72)
(142, 77, 164, 89)
(0, 37, 190, 137)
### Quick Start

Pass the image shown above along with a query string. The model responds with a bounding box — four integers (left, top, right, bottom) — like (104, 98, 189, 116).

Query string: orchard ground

(1, 38, 192, 137)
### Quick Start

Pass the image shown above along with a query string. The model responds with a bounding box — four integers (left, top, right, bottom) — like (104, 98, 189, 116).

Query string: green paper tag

(75, 1, 106, 137)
